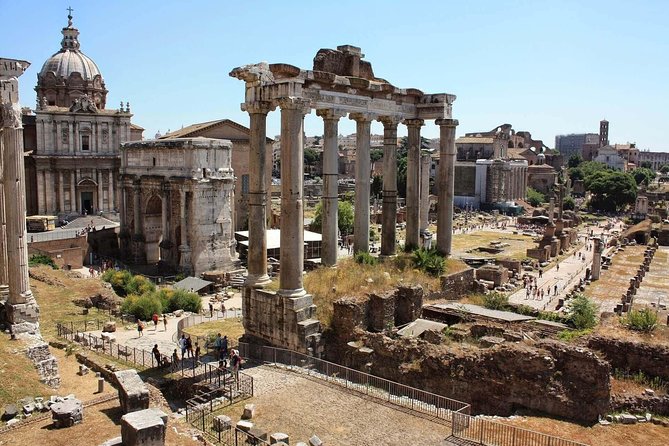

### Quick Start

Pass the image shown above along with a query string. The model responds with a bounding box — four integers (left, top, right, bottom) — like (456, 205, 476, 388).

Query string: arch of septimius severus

(230, 45, 457, 353)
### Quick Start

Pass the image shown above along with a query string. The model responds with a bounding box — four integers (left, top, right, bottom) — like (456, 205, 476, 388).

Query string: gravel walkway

(238, 365, 454, 446)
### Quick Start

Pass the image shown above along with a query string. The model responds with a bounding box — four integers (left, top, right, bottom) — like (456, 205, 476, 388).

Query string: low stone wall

(475, 265, 509, 287)
(331, 286, 423, 344)
(339, 334, 610, 423)
(242, 288, 321, 354)
(28, 236, 88, 269)
(527, 246, 550, 262)
(496, 258, 521, 274)
(611, 393, 669, 416)
(587, 336, 669, 381)
(436, 268, 475, 299)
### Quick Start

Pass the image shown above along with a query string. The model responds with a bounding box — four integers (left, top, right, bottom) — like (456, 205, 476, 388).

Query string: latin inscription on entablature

(303, 89, 416, 117)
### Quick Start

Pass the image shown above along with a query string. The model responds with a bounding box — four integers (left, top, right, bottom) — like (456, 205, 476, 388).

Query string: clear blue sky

(4, 0, 668, 150)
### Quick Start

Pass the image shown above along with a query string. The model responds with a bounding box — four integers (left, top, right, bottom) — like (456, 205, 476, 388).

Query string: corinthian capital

(435, 118, 459, 128)
(349, 112, 376, 123)
(276, 97, 311, 114)
(402, 118, 424, 128)
(316, 109, 347, 121)
(243, 101, 275, 115)
(378, 115, 402, 129)
(0, 102, 22, 129)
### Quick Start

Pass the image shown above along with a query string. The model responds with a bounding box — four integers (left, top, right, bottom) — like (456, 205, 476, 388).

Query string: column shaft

(133, 184, 142, 235)
(2, 113, 32, 303)
(436, 119, 458, 256)
(97, 169, 104, 213)
(108, 170, 115, 212)
(404, 119, 424, 251)
(0, 127, 7, 286)
(58, 171, 64, 213)
(245, 103, 273, 287)
(278, 98, 309, 296)
(317, 110, 343, 266)
(351, 113, 373, 254)
(37, 169, 45, 214)
(70, 170, 77, 213)
(44, 169, 53, 214)
(380, 117, 399, 256)
(420, 152, 431, 232)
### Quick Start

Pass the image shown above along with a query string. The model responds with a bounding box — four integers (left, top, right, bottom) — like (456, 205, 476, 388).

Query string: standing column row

(350, 113, 374, 255)
(380, 117, 400, 257)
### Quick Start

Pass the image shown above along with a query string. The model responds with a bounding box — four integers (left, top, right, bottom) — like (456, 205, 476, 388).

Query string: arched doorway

(144, 195, 162, 263)
(77, 178, 97, 215)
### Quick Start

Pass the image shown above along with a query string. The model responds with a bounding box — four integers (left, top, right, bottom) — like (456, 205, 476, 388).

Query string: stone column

(133, 183, 142, 236)
(96, 169, 104, 213)
(277, 97, 310, 297)
(379, 117, 400, 256)
(419, 152, 431, 232)
(160, 184, 169, 261)
(108, 170, 115, 212)
(58, 171, 64, 213)
(75, 168, 81, 213)
(1, 58, 38, 328)
(244, 101, 273, 287)
(0, 111, 7, 295)
(178, 189, 191, 274)
(70, 170, 77, 213)
(317, 109, 344, 266)
(44, 169, 53, 214)
(591, 237, 603, 281)
(436, 118, 457, 256)
(404, 118, 424, 251)
(36, 169, 45, 214)
(350, 113, 373, 254)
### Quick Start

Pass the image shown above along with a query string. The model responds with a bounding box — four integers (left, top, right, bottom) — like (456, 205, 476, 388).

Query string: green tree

(563, 196, 576, 211)
(660, 164, 669, 174)
(304, 148, 320, 166)
(526, 187, 545, 207)
(370, 148, 383, 163)
(630, 167, 655, 186)
(371, 175, 383, 198)
(396, 136, 431, 198)
(566, 294, 598, 330)
(587, 170, 637, 212)
(640, 161, 652, 169)
(567, 154, 583, 168)
(310, 200, 354, 236)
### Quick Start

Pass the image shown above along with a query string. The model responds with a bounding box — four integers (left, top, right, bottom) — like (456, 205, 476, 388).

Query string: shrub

(565, 294, 598, 329)
(481, 292, 509, 310)
(120, 293, 163, 321)
(354, 251, 378, 265)
(28, 254, 58, 269)
(412, 248, 446, 277)
(167, 289, 202, 313)
(526, 187, 545, 207)
(557, 328, 592, 342)
(102, 270, 155, 297)
(622, 308, 658, 332)
(126, 274, 156, 296)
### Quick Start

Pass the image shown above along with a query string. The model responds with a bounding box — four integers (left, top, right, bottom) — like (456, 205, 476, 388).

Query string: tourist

(554, 284, 558, 295)
(152, 344, 161, 367)
(540, 289, 545, 300)
(137, 320, 144, 337)
(556, 263, 559, 272)
(221, 302, 226, 317)
(539, 269, 543, 279)
(221, 335, 229, 359)
(152, 313, 159, 330)
(163, 314, 167, 331)
(186, 335, 194, 359)
(171, 349, 179, 371)
(194, 343, 201, 366)
(214, 333, 223, 359)
(209, 301, 214, 317)
(230, 349, 242, 383)
(179, 334, 187, 357)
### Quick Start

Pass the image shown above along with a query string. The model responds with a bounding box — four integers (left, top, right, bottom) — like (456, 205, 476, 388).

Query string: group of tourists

(136, 313, 168, 336)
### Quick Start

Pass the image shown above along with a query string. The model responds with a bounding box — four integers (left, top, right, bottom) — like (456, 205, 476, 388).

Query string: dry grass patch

(450, 231, 536, 260)
(29, 266, 120, 341)
(183, 317, 245, 341)
(585, 245, 646, 307)
(595, 313, 669, 346)
(0, 333, 51, 406)
(304, 256, 465, 327)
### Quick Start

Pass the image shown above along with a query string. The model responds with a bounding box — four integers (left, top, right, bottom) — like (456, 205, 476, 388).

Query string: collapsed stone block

(102, 321, 117, 332)
(50, 398, 83, 428)
(242, 403, 256, 419)
(270, 432, 290, 444)
(2, 404, 17, 421)
(120, 408, 167, 446)
(237, 420, 253, 432)
(213, 415, 232, 432)
(309, 435, 323, 446)
(114, 369, 150, 414)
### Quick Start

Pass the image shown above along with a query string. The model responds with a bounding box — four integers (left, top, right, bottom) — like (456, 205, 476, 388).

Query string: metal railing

(187, 420, 271, 446)
(452, 412, 589, 446)
(238, 342, 471, 422)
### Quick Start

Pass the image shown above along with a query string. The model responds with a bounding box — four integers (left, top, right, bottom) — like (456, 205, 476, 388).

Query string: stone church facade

(24, 13, 142, 217)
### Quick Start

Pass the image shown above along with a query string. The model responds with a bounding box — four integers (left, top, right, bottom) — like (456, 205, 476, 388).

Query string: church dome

(39, 47, 102, 81)
(35, 11, 108, 109)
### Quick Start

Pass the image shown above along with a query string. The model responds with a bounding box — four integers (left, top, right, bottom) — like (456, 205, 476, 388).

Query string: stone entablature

(119, 138, 238, 276)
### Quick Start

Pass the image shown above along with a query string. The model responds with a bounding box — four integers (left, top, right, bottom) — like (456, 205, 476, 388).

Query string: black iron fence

(452, 412, 589, 446)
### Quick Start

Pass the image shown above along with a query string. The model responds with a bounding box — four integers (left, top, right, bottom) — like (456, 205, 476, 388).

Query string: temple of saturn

(1, 57, 60, 386)
(230, 45, 457, 353)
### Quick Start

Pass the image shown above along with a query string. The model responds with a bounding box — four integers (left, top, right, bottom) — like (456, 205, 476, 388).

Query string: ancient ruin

(119, 138, 238, 276)
(230, 45, 458, 353)
(0, 57, 60, 386)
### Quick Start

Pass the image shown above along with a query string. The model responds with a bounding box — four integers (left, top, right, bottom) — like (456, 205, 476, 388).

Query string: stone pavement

(508, 220, 624, 311)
